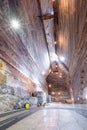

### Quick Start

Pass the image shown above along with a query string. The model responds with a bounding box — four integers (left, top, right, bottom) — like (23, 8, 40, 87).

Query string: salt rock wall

(0, 58, 35, 113)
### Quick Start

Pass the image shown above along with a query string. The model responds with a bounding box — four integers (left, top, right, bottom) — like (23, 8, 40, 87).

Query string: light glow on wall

(83, 87, 87, 99)
(50, 53, 59, 63)
(35, 86, 43, 92)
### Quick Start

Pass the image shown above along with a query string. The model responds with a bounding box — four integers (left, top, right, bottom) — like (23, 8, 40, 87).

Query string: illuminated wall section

(0, 58, 36, 96)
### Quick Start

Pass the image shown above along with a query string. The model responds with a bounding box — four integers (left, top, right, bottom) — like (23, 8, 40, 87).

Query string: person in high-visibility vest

(24, 103, 29, 109)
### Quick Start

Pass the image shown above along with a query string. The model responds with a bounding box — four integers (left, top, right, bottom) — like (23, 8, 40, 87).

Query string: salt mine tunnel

(0, 0, 87, 130)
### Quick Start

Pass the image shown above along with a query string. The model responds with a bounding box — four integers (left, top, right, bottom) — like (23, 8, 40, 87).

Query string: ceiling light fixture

(59, 73, 62, 78)
(85, 95, 87, 99)
(11, 19, 20, 29)
(52, 92, 55, 95)
(42, 71, 45, 75)
(58, 92, 61, 95)
(49, 84, 51, 88)
(54, 41, 57, 44)
(59, 75, 62, 78)
(77, 97, 79, 100)
(60, 56, 65, 62)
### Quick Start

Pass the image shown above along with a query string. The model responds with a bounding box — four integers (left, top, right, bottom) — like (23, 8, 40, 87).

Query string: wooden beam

(42, 14, 54, 20)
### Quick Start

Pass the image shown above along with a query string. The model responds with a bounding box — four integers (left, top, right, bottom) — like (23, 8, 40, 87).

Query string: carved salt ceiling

(0, 0, 87, 98)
